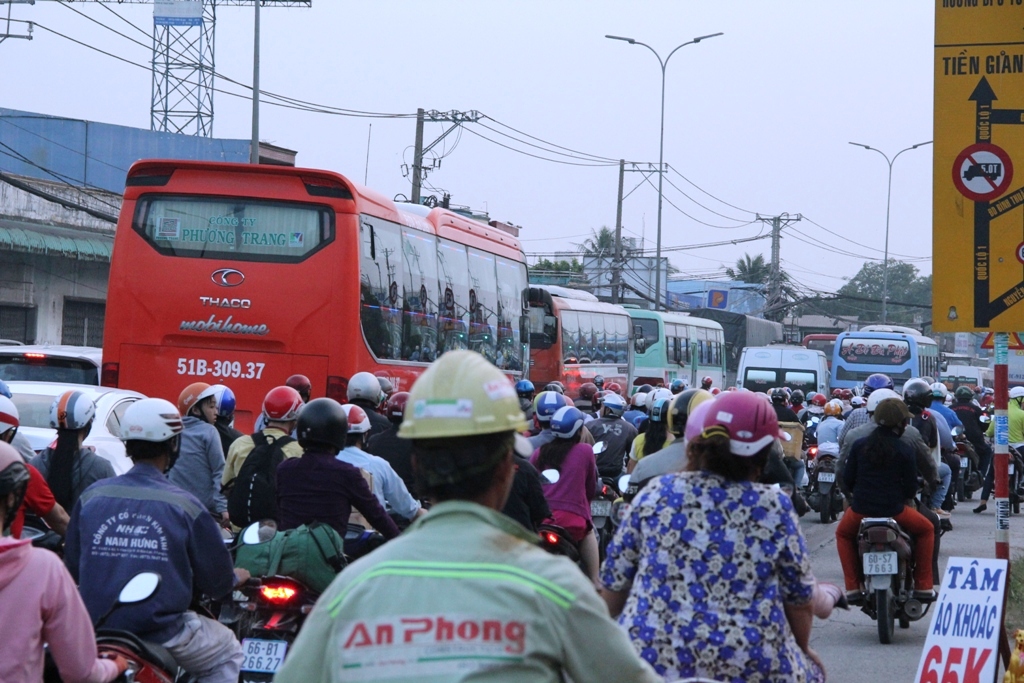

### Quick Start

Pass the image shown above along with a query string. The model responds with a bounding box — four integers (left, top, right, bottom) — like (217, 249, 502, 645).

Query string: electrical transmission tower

(756, 213, 801, 322)
(43, 1, 310, 137)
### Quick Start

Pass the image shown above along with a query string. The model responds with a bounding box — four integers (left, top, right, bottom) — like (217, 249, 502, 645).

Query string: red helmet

(262, 386, 303, 421)
(831, 389, 842, 398)
(810, 393, 827, 407)
(701, 376, 713, 388)
(341, 404, 371, 434)
(285, 374, 312, 397)
(711, 387, 721, 395)
(702, 391, 788, 457)
(579, 383, 598, 402)
(605, 382, 622, 397)
(840, 389, 853, 401)
(385, 391, 410, 422)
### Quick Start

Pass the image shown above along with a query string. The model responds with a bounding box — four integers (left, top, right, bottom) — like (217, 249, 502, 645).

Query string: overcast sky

(1, 1, 936, 295)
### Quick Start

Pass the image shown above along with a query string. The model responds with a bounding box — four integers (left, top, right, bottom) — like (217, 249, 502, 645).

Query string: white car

(0, 345, 103, 385)
(7, 381, 146, 474)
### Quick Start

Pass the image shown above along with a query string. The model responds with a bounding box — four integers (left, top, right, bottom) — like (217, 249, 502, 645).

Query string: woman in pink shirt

(0, 442, 127, 683)
(531, 405, 599, 585)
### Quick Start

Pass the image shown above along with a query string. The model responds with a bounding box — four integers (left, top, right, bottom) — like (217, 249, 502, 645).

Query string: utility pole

(611, 159, 625, 304)
(410, 108, 425, 204)
(756, 213, 801, 322)
(249, 0, 260, 164)
(0, 0, 33, 45)
(408, 109, 481, 205)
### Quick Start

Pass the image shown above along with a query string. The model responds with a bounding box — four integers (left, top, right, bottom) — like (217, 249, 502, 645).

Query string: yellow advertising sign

(933, 1, 1024, 332)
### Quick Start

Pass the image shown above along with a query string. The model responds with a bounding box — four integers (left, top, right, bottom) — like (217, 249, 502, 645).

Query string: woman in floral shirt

(601, 391, 825, 682)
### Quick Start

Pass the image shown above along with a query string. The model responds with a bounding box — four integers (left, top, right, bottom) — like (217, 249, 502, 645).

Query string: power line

(660, 173, 755, 224)
(667, 165, 763, 216)
(799, 214, 926, 260)
(481, 115, 618, 163)
(460, 127, 619, 167)
(0, 140, 122, 212)
(639, 173, 759, 230)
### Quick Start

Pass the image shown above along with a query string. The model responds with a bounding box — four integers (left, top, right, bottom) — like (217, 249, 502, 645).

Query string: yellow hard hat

(399, 350, 527, 440)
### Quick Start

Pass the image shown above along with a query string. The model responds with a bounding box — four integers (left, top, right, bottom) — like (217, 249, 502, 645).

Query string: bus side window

(576, 312, 593, 363)
(360, 218, 403, 360)
(437, 239, 470, 355)
(615, 316, 628, 363)
(562, 311, 579, 364)
(401, 229, 439, 363)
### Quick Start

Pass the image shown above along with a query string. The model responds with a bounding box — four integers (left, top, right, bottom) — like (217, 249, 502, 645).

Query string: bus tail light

(101, 363, 119, 387)
(326, 376, 348, 402)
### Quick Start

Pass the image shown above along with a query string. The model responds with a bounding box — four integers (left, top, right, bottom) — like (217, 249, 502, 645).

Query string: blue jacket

(64, 463, 236, 642)
(168, 416, 227, 515)
(929, 400, 963, 431)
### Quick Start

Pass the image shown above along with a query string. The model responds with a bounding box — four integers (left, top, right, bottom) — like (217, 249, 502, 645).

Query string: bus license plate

(241, 639, 288, 673)
(817, 472, 835, 483)
(863, 551, 897, 576)
(591, 500, 612, 517)
(961, 457, 969, 469)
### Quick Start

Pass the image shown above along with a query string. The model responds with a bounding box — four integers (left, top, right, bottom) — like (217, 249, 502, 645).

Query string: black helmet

(862, 373, 894, 397)
(0, 443, 30, 533)
(593, 375, 605, 389)
(902, 378, 934, 412)
(770, 388, 789, 405)
(667, 389, 710, 437)
(790, 389, 805, 405)
(955, 386, 975, 403)
(637, 384, 654, 394)
(297, 398, 348, 451)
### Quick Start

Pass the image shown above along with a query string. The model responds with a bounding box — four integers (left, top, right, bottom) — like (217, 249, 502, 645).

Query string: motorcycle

(537, 469, 586, 566)
(343, 522, 387, 560)
(854, 517, 933, 644)
(591, 477, 620, 561)
(233, 523, 319, 683)
(807, 443, 844, 524)
(952, 428, 982, 502)
(1010, 445, 1024, 514)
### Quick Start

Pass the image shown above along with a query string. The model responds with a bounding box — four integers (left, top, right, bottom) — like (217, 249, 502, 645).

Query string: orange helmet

(824, 399, 844, 417)
(178, 382, 217, 416)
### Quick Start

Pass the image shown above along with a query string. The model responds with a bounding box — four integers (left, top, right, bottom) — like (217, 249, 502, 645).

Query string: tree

(531, 257, 583, 274)
(725, 253, 770, 284)
(810, 260, 931, 325)
(575, 226, 617, 256)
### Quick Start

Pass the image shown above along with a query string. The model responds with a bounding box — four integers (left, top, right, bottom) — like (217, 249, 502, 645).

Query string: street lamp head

(911, 140, 934, 149)
(692, 32, 724, 43)
(605, 34, 636, 44)
(848, 141, 873, 151)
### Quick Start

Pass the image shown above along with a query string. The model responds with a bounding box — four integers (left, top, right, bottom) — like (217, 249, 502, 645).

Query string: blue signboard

(707, 289, 729, 310)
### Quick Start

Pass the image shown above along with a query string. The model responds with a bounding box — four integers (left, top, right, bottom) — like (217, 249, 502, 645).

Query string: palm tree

(575, 226, 618, 256)
(725, 253, 771, 285)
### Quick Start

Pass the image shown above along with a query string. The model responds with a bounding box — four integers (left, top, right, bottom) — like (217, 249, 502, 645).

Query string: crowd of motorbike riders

(0, 350, 1008, 682)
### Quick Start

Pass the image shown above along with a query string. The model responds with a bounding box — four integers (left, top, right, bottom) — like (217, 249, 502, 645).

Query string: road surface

(804, 501, 1021, 682)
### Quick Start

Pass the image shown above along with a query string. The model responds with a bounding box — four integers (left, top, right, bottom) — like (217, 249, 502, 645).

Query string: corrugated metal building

(0, 107, 294, 345)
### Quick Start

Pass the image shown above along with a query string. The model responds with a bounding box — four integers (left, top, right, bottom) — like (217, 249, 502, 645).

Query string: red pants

(835, 506, 934, 591)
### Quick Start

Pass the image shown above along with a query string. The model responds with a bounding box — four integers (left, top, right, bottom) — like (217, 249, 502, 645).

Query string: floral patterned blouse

(602, 471, 823, 683)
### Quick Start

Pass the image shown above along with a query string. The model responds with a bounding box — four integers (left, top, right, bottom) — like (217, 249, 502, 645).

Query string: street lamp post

(848, 140, 932, 324)
(607, 32, 722, 311)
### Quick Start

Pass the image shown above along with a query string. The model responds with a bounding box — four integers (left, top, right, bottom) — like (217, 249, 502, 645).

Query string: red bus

(801, 334, 838, 370)
(526, 285, 632, 398)
(103, 160, 529, 430)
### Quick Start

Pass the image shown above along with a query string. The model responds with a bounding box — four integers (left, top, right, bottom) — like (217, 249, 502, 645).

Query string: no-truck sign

(953, 143, 1013, 202)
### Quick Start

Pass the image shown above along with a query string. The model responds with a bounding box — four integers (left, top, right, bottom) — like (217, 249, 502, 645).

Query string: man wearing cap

(275, 350, 661, 683)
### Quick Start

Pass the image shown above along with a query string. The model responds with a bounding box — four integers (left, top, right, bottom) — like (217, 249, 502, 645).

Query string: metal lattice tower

(44, 1, 311, 137)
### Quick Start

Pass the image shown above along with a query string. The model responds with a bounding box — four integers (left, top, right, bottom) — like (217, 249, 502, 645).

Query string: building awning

(0, 218, 113, 262)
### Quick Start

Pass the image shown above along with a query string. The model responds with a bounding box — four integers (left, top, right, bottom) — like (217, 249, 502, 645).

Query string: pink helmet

(684, 398, 717, 442)
(701, 390, 789, 457)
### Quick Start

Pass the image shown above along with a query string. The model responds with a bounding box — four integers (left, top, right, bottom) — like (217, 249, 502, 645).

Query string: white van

(737, 345, 830, 395)
(940, 364, 993, 392)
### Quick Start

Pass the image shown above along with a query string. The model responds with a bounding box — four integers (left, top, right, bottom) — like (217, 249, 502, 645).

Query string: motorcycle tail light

(260, 585, 298, 604)
(601, 485, 609, 496)
(807, 447, 818, 459)
(543, 531, 560, 545)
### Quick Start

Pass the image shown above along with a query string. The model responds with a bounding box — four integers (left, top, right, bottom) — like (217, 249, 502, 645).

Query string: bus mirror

(635, 337, 647, 354)
(633, 324, 645, 340)
(940, 360, 948, 372)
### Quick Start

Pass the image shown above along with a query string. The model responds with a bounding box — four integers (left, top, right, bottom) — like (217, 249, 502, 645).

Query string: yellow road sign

(933, 1, 1024, 332)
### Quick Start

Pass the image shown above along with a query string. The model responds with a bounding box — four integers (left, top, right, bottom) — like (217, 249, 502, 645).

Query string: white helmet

(347, 372, 382, 404)
(0, 396, 18, 435)
(341, 404, 372, 434)
(1010, 386, 1024, 400)
(867, 388, 902, 413)
(631, 392, 649, 409)
(930, 382, 948, 399)
(50, 390, 96, 430)
(650, 388, 673, 404)
(120, 399, 184, 443)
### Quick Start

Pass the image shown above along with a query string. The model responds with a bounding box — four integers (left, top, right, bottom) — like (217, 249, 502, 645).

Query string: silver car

(8, 381, 146, 474)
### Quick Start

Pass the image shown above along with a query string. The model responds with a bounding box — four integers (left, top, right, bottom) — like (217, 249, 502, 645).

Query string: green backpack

(234, 522, 346, 594)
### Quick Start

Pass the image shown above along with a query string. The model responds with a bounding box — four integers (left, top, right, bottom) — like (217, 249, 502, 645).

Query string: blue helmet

(650, 397, 670, 423)
(211, 385, 236, 418)
(0, 380, 9, 399)
(670, 378, 685, 394)
(515, 379, 535, 399)
(534, 391, 563, 423)
(550, 406, 585, 439)
(601, 392, 627, 417)
(862, 374, 894, 397)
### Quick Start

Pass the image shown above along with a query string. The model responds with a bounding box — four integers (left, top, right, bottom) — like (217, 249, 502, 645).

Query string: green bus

(627, 308, 727, 391)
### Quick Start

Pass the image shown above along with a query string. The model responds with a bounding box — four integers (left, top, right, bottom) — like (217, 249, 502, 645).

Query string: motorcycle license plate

(817, 472, 835, 483)
(241, 639, 289, 674)
(863, 551, 898, 576)
(591, 500, 613, 517)
(961, 457, 969, 469)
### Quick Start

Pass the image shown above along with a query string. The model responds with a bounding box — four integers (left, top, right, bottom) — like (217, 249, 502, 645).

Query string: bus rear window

(134, 196, 333, 262)
(838, 338, 910, 365)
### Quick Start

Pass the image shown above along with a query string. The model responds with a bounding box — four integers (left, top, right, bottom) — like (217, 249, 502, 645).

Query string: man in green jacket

(275, 350, 660, 683)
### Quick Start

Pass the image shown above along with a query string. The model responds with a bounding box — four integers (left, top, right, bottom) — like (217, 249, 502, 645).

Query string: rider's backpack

(234, 522, 346, 594)
(227, 431, 295, 527)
